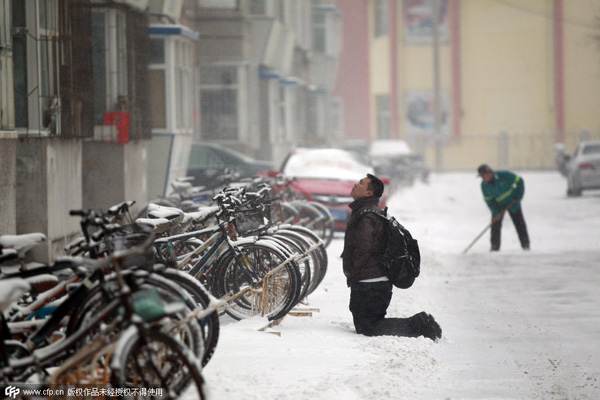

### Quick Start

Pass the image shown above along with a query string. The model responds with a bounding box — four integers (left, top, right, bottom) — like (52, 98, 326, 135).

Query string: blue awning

(149, 25, 200, 41)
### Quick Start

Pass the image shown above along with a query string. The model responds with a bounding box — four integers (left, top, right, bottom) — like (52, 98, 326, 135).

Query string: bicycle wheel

(290, 201, 334, 247)
(278, 201, 299, 225)
(212, 241, 302, 321)
(261, 232, 313, 302)
(267, 227, 325, 298)
(157, 268, 220, 367)
(66, 271, 204, 360)
(281, 224, 328, 293)
(306, 201, 336, 248)
(111, 327, 205, 400)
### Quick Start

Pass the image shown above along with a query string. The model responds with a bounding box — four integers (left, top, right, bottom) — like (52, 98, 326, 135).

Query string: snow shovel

(461, 200, 518, 254)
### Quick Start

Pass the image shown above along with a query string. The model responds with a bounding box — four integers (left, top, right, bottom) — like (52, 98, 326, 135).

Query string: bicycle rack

(257, 307, 320, 336)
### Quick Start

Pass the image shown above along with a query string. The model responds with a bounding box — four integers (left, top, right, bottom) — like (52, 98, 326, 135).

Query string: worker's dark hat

(477, 164, 493, 176)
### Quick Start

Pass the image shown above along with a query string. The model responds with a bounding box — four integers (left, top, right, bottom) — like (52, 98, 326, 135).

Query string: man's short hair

(366, 173, 384, 198)
(477, 164, 493, 176)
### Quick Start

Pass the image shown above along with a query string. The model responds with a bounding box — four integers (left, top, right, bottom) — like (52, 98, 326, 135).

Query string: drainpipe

(450, 0, 461, 140)
(554, 0, 565, 141)
(390, 0, 398, 138)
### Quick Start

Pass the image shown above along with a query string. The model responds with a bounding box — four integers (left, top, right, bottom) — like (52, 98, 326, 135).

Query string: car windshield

(582, 143, 600, 155)
(211, 145, 255, 164)
(282, 148, 374, 181)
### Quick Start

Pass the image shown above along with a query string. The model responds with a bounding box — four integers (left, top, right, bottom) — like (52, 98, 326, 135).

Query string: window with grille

(199, 0, 239, 9)
(91, 9, 128, 127)
(12, 0, 60, 136)
(312, 5, 341, 57)
(377, 94, 391, 139)
(312, 12, 325, 53)
(374, 0, 389, 38)
(175, 40, 193, 130)
(200, 65, 239, 140)
(1, 1, 14, 130)
(249, 0, 266, 15)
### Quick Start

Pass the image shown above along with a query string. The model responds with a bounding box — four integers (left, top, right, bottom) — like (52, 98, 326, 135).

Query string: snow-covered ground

(197, 171, 600, 400)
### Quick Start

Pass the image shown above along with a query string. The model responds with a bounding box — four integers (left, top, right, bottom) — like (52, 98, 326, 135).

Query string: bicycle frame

(154, 220, 302, 319)
(154, 221, 260, 285)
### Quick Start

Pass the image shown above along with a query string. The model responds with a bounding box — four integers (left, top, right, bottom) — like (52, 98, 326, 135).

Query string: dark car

(369, 140, 430, 186)
(186, 143, 274, 189)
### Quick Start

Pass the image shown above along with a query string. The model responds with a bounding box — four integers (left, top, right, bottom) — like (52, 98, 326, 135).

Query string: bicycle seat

(0, 233, 47, 258)
(147, 203, 185, 232)
(0, 278, 31, 312)
(136, 217, 171, 234)
(186, 206, 219, 225)
(147, 203, 184, 220)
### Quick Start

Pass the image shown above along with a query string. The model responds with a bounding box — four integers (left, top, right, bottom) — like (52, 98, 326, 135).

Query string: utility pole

(432, 0, 443, 172)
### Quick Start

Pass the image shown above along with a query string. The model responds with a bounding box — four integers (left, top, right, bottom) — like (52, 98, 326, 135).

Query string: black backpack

(359, 207, 421, 289)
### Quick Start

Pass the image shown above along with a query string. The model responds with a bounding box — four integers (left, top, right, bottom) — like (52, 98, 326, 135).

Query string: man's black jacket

(341, 196, 386, 286)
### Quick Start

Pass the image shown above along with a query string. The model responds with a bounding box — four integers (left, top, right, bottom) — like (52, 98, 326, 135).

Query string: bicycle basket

(234, 205, 267, 236)
(269, 200, 285, 224)
(107, 231, 155, 268)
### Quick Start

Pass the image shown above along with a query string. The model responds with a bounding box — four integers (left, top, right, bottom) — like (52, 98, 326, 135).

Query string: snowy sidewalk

(199, 171, 600, 400)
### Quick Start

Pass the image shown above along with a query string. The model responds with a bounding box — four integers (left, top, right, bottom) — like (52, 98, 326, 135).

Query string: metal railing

(424, 130, 600, 171)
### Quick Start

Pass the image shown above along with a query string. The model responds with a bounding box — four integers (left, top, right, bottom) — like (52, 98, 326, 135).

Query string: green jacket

(481, 170, 524, 216)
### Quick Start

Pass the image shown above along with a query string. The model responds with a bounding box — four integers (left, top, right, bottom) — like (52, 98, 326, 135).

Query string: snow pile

(196, 171, 600, 400)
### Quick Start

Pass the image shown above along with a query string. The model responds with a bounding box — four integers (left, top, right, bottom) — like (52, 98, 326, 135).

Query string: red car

(279, 148, 388, 230)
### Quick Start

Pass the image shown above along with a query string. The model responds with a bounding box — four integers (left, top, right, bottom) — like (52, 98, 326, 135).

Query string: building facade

(335, 0, 600, 170)
(145, 0, 342, 197)
(0, 0, 152, 261)
(0, 0, 342, 261)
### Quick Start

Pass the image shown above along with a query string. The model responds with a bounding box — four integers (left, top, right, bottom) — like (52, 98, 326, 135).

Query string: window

(11, 0, 60, 134)
(250, 0, 266, 15)
(376, 95, 391, 139)
(200, 65, 239, 140)
(1, 1, 15, 130)
(149, 69, 166, 129)
(149, 38, 165, 64)
(199, 0, 239, 9)
(278, 84, 287, 140)
(312, 12, 325, 53)
(330, 97, 344, 140)
(175, 40, 193, 130)
(149, 37, 166, 130)
(91, 8, 128, 127)
(374, 0, 389, 37)
(312, 6, 341, 57)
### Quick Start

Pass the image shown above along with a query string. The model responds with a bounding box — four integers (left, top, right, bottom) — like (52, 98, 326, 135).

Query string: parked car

(566, 140, 600, 196)
(279, 148, 387, 229)
(186, 143, 274, 189)
(553, 142, 571, 177)
(369, 139, 430, 186)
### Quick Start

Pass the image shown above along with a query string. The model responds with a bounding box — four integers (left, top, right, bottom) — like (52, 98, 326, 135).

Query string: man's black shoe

(417, 311, 442, 341)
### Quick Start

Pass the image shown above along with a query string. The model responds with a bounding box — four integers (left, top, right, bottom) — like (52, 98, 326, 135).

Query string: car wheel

(567, 182, 582, 197)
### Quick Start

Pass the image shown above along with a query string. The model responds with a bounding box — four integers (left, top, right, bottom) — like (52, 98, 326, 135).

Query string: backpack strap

(357, 207, 385, 219)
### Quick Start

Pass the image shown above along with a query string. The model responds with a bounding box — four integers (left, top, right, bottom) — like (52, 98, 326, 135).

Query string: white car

(566, 140, 600, 196)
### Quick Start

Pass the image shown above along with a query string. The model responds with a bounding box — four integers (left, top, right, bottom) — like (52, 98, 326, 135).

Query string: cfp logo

(5, 386, 20, 399)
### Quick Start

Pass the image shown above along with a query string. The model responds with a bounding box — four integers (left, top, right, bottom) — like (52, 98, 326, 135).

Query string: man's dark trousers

(491, 208, 530, 250)
(349, 281, 422, 337)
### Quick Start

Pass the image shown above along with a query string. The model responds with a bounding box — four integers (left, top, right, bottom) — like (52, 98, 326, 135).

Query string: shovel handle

(463, 199, 520, 254)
